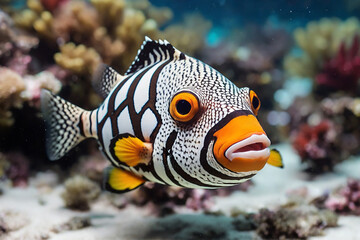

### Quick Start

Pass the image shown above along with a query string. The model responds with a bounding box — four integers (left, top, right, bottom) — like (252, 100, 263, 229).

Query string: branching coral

(54, 43, 101, 75)
(0, 67, 61, 126)
(316, 35, 360, 92)
(285, 17, 360, 79)
(61, 175, 101, 211)
(0, 67, 25, 126)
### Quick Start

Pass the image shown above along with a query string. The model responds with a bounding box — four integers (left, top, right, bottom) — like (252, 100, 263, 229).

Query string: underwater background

(0, 0, 360, 239)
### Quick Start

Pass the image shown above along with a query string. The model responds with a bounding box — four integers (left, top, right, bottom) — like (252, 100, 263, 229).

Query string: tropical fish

(41, 37, 283, 193)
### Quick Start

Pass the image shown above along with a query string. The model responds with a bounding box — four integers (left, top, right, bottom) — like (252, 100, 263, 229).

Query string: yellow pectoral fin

(104, 167, 145, 193)
(267, 149, 284, 168)
(112, 134, 153, 167)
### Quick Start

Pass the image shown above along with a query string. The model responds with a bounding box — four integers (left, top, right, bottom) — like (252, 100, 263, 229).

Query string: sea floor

(0, 143, 359, 240)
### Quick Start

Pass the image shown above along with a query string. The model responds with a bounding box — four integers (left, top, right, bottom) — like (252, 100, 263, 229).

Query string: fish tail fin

(41, 89, 97, 160)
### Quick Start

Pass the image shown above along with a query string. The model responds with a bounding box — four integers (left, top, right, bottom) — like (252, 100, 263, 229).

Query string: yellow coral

(0, 68, 25, 126)
(91, 0, 125, 32)
(147, 6, 173, 27)
(27, 0, 44, 14)
(33, 11, 54, 40)
(92, 27, 125, 64)
(54, 43, 101, 75)
(285, 17, 360, 78)
(13, 9, 38, 30)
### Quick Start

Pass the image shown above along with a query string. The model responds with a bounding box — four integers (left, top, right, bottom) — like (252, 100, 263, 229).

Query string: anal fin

(267, 149, 284, 168)
(104, 167, 145, 193)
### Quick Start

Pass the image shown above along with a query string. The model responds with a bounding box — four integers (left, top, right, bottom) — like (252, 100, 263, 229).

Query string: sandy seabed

(0, 143, 360, 240)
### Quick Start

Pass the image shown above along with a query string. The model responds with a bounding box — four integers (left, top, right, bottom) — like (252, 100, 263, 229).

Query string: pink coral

(5, 152, 30, 187)
(325, 179, 360, 215)
(291, 120, 338, 172)
(316, 35, 360, 92)
(41, 0, 69, 12)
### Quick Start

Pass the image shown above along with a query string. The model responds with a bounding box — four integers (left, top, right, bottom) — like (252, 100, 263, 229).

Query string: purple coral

(316, 35, 360, 92)
(5, 152, 30, 187)
(325, 178, 360, 215)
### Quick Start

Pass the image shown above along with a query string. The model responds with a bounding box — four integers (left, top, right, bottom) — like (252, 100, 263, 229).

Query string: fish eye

(249, 90, 261, 115)
(170, 91, 199, 123)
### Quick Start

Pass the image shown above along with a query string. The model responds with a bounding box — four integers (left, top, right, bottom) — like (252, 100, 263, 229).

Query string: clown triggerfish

(41, 37, 283, 193)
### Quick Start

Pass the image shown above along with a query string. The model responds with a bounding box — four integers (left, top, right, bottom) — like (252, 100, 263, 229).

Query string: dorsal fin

(125, 36, 185, 75)
(92, 64, 124, 98)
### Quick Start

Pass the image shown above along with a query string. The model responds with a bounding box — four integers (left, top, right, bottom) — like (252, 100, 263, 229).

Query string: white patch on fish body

(133, 61, 164, 113)
(141, 108, 157, 142)
(117, 106, 134, 136)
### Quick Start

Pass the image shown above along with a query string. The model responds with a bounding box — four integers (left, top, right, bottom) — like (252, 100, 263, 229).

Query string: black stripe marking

(78, 112, 85, 137)
(161, 130, 183, 186)
(89, 111, 93, 136)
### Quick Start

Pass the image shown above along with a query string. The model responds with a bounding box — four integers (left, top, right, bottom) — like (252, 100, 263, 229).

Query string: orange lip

(213, 114, 270, 172)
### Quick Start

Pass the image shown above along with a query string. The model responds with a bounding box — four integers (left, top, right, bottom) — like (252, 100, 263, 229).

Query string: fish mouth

(225, 134, 270, 162)
(212, 113, 271, 172)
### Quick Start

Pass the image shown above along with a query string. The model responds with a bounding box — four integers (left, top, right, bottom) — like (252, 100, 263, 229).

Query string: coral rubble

(144, 214, 255, 240)
(324, 178, 360, 215)
(61, 175, 101, 211)
(52, 216, 91, 233)
(254, 205, 338, 239)
(0, 210, 29, 235)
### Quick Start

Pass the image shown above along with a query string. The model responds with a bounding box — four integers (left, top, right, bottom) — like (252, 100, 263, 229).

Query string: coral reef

(291, 120, 337, 172)
(61, 175, 101, 211)
(4, 152, 30, 187)
(254, 205, 338, 239)
(316, 35, 360, 93)
(0, 67, 25, 126)
(54, 43, 101, 76)
(0, 67, 61, 126)
(324, 178, 360, 215)
(284, 18, 360, 171)
(0, 10, 38, 61)
(289, 96, 360, 172)
(285, 17, 360, 79)
(12, 0, 179, 71)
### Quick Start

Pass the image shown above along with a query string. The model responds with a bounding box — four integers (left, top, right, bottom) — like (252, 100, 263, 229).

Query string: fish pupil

(176, 100, 191, 115)
(252, 96, 259, 109)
